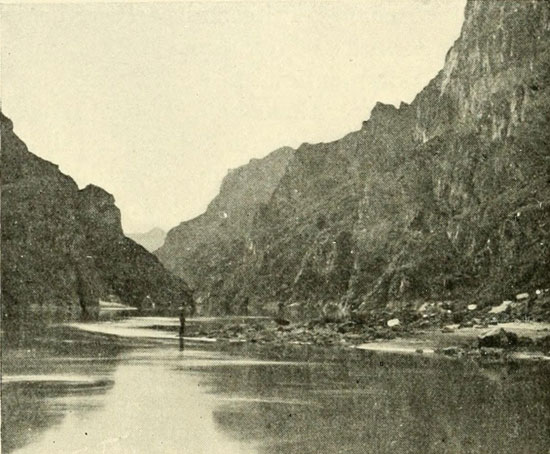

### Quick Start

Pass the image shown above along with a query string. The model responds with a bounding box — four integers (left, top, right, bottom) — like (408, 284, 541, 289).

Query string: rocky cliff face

(156, 147, 294, 313)
(158, 0, 550, 316)
(1, 112, 193, 326)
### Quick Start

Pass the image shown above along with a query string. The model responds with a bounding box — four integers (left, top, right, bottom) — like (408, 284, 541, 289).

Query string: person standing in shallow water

(179, 306, 186, 350)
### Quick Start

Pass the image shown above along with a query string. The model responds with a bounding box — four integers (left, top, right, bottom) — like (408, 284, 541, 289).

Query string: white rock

(387, 318, 400, 328)
(467, 304, 478, 311)
(489, 300, 513, 314)
(515, 293, 529, 301)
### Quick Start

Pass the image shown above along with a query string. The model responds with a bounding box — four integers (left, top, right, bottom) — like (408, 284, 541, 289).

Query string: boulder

(489, 300, 513, 314)
(387, 318, 400, 328)
(516, 293, 530, 301)
(441, 346, 460, 356)
(478, 328, 518, 348)
(467, 304, 478, 311)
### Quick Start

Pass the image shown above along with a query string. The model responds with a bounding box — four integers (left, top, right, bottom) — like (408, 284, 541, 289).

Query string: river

(2, 317, 550, 453)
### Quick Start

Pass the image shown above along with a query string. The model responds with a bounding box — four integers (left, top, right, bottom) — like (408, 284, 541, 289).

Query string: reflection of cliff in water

(204, 346, 550, 454)
(1, 326, 124, 453)
(2, 309, 82, 348)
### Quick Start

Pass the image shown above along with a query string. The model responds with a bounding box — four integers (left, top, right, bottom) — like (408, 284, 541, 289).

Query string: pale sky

(1, 0, 466, 233)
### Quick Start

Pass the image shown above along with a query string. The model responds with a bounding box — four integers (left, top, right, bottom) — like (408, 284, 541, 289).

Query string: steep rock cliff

(159, 0, 550, 316)
(156, 147, 294, 313)
(1, 113, 193, 326)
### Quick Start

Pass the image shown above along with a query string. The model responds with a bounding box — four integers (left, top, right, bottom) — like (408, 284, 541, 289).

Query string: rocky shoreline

(183, 318, 550, 357)
(163, 292, 550, 362)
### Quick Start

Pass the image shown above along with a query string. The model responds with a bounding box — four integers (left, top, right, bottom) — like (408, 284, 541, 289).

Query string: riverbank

(203, 293, 550, 361)
(185, 317, 550, 360)
(64, 311, 550, 363)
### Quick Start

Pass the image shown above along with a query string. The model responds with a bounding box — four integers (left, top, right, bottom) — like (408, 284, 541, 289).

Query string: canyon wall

(1, 113, 193, 326)
(158, 0, 550, 316)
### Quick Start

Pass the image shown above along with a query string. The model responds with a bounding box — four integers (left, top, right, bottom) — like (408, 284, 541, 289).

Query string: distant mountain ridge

(127, 227, 167, 252)
(1, 112, 193, 327)
(157, 0, 550, 316)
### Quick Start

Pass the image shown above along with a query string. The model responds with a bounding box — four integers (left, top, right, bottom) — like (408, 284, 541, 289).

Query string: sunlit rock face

(159, 0, 549, 316)
(1, 112, 193, 326)
(415, 0, 550, 143)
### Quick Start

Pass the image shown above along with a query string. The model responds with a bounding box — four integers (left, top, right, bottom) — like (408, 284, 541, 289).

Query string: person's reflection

(179, 306, 186, 351)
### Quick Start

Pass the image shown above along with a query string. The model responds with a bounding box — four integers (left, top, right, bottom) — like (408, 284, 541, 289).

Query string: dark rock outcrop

(1, 112, 193, 326)
(158, 0, 550, 317)
(478, 328, 519, 349)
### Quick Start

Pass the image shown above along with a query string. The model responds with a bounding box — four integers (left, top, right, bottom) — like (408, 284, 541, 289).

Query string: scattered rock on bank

(387, 318, 401, 328)
(516, 293, 530, 301)
(440, 346, 461, 356)
(478, 328, 518, 348)
(489, 300, 514, 314)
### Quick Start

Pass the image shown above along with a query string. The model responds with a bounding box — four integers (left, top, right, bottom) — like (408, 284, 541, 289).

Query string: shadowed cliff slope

(1, 112, 193, 326)
(158, 0, 550, 316)
(156, 147, 294, 313)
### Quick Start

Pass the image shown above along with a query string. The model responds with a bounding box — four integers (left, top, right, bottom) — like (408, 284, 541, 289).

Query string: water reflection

(2, 321, 550, 454)
(1, 327, 124, 453)
(196, 347, 550, 454)
(3, 345, 260, 454)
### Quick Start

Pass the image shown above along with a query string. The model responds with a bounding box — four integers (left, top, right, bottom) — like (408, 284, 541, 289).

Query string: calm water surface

(2, 318, 550, 454)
